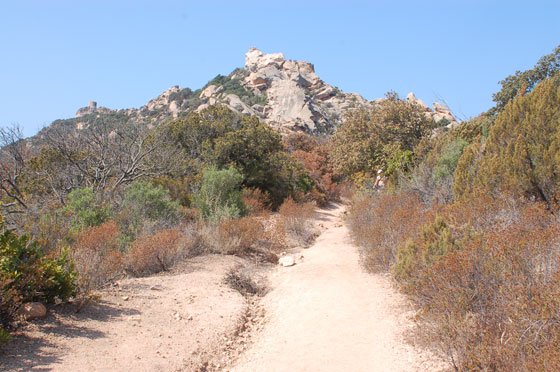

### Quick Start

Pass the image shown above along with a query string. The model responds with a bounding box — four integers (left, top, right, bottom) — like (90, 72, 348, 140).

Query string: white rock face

(91, 48, 461, 135)
(197, 47, 370, 133)
(200, 85, 223, 99)
(406, 92, 460, 129)
(279, 256, 295, 267)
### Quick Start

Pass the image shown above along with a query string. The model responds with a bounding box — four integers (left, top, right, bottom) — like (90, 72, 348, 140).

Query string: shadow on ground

(0, 300, 140, 372)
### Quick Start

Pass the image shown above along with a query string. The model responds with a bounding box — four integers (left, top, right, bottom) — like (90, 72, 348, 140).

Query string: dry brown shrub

(243, 188, 270, 215)
(71, 221, 124, 292)
(396, 197, 560, 372)
(278, 198, 316, 246)
(126, 227, 188, 277)
(347, 191, 428, 271)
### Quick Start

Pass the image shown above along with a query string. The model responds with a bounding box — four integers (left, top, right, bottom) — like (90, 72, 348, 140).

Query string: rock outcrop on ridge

(67, 48, 459, 136)
(196, 47, 368, 133)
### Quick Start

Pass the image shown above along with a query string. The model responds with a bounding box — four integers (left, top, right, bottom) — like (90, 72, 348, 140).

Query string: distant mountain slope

(32, 48, 459, 145)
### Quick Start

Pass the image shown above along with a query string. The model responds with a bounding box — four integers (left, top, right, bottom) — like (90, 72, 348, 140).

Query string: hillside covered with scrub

(1, 44, 559, 371)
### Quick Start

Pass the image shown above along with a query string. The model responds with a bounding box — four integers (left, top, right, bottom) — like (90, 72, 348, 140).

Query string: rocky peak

(70, 48, 461, 136)
(406, 92, 460, 129)
(195, 48, 368, 133)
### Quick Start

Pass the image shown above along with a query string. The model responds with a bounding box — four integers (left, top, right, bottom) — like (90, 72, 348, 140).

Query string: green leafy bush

(330, 91, 435, 179)
(192, 166, 246, 223)
(432, 138, 468, 185)
(65, 187, 109, 230)
(205, 74, 266, 106)
(0, 215, 77, 336)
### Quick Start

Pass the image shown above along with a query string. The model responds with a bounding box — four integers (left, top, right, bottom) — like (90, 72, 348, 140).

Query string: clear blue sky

(1, 1, 559, 137)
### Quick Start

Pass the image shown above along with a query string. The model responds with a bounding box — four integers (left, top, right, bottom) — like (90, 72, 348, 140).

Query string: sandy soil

(0, 255, 254, 372)
(228, 204, 447, 372)
(1, 204, 446, 372)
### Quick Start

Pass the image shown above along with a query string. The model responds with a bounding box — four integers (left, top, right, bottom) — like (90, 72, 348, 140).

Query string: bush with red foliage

(71, 221, 123, 292)
(278, 197, 316, 247)
(395, 195, 560, 371)
(283, 133, 340, 206)
(349, 188, 560, 371)
(126, 227, 188, 277)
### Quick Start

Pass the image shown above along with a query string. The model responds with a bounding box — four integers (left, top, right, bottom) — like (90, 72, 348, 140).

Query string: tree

(42, 115, 180, 197)
(454, 75, 560, 207)
(161, 106, 310, 207)
(330, 92, 435, 179)
(0, 125, 28, 212)
(491, 45, 560, 114)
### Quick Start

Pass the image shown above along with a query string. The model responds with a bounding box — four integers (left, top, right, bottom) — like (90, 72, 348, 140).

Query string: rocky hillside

(63, 48, 458, 137)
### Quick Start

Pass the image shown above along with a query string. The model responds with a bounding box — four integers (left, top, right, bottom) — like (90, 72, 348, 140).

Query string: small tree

(330, 92, 435, 179)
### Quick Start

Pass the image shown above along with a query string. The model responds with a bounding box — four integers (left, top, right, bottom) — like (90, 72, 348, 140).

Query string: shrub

(192, 166, 246, 223)
(243, 188, 270, 215)
(432, 138, 468, 185)
(347, 191, 427, 271)
(284, 134, 341, 204)
(278, 198, 316, 246)
(71, 221, 123, 292)
(126, 228, 187, 277)
(330, 91, 435, 178)
(65, 187, 109, 230)
(201, 216, 264, 255)
(118, 181, 182, 242)
(391, 196, 560, 371)
(0, 216, 76, 336)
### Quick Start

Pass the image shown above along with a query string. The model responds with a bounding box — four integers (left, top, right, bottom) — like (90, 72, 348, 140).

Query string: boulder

(17, 302, 47, 320)
(200, 84, 223, 99)
(279, 256, 295, 267)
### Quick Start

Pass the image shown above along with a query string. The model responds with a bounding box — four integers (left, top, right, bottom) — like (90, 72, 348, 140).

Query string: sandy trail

(229, 203, 445, 372)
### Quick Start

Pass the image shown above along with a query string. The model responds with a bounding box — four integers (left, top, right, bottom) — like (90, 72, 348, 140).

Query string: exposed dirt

(1, 204, 446, 372)
(0, 255, 261, 372)
(227, 203, 447, 372)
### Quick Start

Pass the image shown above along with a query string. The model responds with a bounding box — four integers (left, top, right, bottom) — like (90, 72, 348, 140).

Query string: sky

(1, 1, 559, 138)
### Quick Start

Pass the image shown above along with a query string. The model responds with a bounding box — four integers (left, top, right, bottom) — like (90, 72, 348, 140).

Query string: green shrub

(330, 91, 435, 178)
(433, 138, 468, 185)
(454, 75, 560, 208)
(0, 215, 77, 336)
(394, 216, 462, 283)
(192, 166, 246, 223)
(115, 181, 182, 245)
(65, 187, 109, 230)
(205, 74, 267, 106)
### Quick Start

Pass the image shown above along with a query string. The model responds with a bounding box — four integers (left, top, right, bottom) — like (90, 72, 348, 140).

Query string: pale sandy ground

(0, 255, 252, 372)
(228, 203, 447, 372)
(1, 204, 447, 372)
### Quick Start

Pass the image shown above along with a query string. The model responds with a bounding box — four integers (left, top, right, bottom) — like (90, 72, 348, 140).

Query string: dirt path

(229, 204, 446, 372)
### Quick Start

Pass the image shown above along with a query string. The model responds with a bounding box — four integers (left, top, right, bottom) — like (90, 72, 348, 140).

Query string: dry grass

(347, 191, 428, 271)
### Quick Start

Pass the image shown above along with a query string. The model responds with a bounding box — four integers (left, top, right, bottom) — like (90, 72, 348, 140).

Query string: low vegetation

(0, 103, 328, 344)
(346, 56, 560, 371)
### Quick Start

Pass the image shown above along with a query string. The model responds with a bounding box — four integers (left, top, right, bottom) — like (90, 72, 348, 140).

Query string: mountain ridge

(67, 47, 458, 137)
